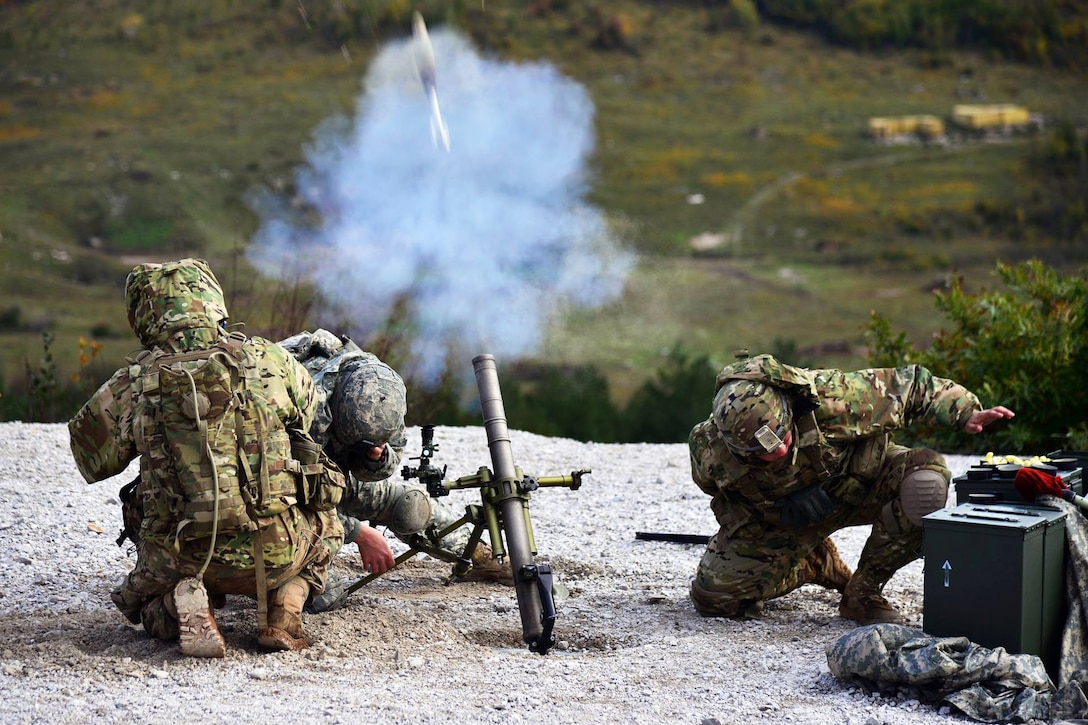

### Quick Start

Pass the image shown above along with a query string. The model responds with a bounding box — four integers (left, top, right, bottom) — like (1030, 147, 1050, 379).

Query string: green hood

(125, 258, 229, 348)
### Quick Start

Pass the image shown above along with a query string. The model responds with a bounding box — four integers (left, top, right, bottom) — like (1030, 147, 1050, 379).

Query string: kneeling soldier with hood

(70, 259, 344, 656)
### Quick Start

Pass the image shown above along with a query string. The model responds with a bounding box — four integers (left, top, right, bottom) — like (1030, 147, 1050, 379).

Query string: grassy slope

(1, 0, 1086, 406)
(0, 1, 364, 385)
(490, 4, 1087, 399)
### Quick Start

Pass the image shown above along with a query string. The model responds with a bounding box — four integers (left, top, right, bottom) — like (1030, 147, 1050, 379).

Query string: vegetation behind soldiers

(866, 260, 1088, 454)
(1, 3, 1087, 450)
(755, 0, 1088, 69)
(16, 258, 1084, 455)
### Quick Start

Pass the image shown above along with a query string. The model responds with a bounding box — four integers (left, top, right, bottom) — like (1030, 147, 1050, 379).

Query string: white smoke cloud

(246, 26, 633, 381)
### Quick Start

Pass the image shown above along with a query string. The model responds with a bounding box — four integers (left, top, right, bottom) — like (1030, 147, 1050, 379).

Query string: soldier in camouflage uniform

(69, 259, 343, 656)
(279, 330, 510, 611)
(688, 352, 1014, 625)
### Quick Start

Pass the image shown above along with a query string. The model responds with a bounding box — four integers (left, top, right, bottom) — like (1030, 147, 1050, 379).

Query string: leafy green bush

(502, 363, 622, 442)
(417, 343, 817, 444)
(474, 347, 725, 444)
(867, 260, 1088, 453)
(757, 0, 1088, 68)
(0, 305, 22, 331)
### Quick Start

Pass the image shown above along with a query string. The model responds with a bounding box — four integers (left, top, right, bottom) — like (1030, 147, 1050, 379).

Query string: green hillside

(1, 0, 1086, 425)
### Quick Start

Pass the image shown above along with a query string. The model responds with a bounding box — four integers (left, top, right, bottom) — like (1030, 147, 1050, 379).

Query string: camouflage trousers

(692, 446, 948, 616)
(341, 477, 472, 556)
(112, 508, 342, 641)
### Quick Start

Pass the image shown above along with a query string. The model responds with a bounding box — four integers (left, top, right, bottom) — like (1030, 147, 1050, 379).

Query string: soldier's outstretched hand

(964, 406, 1015, 434)
(355, 524, 395, 574)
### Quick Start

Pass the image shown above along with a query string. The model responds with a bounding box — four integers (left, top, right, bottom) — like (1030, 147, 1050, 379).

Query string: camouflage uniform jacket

(278, 330, 407, 537)
(69, 261, 327, 570)
(689, 355, 982, 525)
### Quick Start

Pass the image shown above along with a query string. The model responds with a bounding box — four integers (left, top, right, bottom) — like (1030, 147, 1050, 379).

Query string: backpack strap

(794, 409, 834, 482)
(254, 526, 269, 631)
(223, 335, 273, 631)
(232, 339, 273, 507)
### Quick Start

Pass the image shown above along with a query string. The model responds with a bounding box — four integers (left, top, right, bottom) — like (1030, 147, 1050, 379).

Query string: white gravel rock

(0, 422, 977, 724)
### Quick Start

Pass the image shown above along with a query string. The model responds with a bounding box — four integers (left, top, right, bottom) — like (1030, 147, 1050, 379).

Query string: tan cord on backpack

(222, 344, 270, 631)
(171, 343, 269, 630)
(179, 366, 220, 581)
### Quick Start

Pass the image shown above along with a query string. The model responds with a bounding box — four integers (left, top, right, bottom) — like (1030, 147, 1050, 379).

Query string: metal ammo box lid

(922, 502, 1068, 677)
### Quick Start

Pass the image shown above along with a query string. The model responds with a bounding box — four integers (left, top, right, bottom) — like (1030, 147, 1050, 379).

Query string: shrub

(623, 346, 719, 443)
(757, 0, 1088, 69)
(0, 305, 21, 331)
(866, 260, 1088, 453)
(502, 363, 622, 442)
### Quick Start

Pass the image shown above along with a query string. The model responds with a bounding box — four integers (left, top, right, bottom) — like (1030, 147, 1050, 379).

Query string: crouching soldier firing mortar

(279, 330, 511, 611)
(69, 259, 343, 656)
(687, 352, 1014, 624)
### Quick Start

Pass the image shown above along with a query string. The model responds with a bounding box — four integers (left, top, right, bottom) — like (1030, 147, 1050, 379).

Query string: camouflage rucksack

(119, 259, 343, 556)
(130, 333, 300, 550)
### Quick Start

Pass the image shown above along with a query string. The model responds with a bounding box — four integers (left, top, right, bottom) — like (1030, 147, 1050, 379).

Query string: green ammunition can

(922, 502, 1068, 677)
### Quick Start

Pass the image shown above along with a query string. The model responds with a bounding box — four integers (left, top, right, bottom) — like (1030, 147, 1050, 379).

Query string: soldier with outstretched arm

(688, 352, 1013, 625)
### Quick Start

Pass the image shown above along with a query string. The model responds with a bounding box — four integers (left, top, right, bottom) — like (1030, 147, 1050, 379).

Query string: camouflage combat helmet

(330, 358, 407, 450)
(125, 258, 229, 347)
(712, 379, 792, 455)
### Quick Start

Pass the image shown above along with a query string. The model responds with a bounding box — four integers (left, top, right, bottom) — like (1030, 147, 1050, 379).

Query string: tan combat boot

(455, 543, 514, 585)
(172, 577, 226, 658)
(257, 576, 312, 652)
(838, 571, 904, 625)
(798, 538, 853, 593)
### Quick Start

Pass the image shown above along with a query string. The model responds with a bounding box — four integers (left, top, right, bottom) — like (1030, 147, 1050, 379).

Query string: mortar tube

(472, 354, 544, 645)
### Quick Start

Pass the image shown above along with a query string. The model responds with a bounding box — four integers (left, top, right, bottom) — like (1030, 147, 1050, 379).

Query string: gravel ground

(0, 421, 983, 725)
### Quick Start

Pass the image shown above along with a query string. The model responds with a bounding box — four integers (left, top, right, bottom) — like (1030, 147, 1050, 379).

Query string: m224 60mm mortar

(336, 354, 590, 655)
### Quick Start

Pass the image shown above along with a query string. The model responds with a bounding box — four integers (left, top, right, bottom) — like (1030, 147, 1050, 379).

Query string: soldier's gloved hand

(776, 485, 834, 528)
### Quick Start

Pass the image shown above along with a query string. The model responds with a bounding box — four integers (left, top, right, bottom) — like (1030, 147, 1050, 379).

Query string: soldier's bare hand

(964, 406, 1015, 434)
(355, 525, 395, 574)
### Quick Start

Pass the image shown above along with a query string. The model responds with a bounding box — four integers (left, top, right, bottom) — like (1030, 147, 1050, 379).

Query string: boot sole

(257, 627, 311, 651)
(174, 581, 226, 658)
(838, 602, 905, 626)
